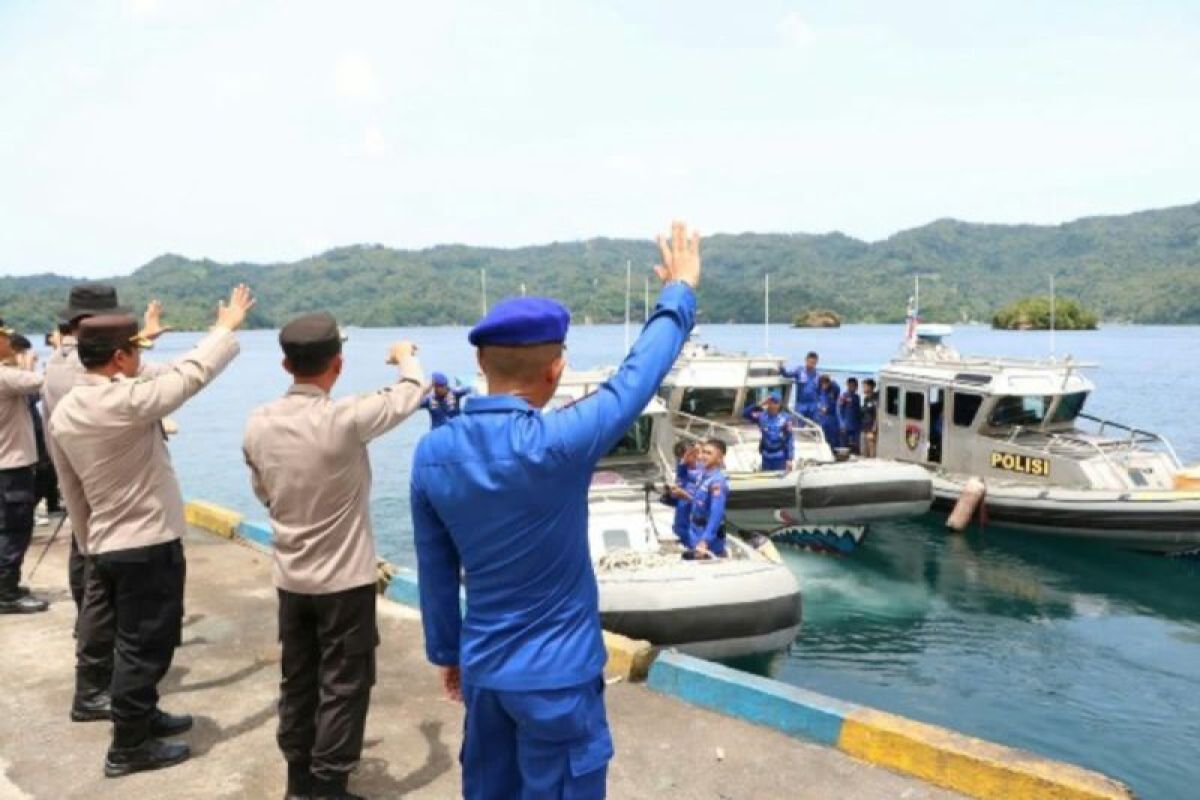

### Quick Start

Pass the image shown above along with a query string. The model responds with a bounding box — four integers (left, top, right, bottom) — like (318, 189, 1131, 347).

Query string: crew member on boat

(741, 391, 794, 471)
(685, 438, 730, 559)
(780, 350, 821, 419)
(243, 312, 425, 800)
(837, 377, 863, 455)
(421, 371, 471, 429)
(861, 378, 879, 457)
(665, 441, 702, 546)
(411, 220, 700, 800)
(0, 321, 48, 614)
(50, 286, 253, 778)
(814, 374, 842, 447)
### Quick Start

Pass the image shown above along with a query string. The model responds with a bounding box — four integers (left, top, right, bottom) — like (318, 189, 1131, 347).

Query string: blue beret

(431, 371, 449, 386)
(468, 297, 570, 347)
(767, 391, 782, 403)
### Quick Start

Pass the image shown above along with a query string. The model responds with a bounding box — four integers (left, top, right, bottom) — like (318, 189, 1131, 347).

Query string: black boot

(103, 738, 190, 778)
(284, 761, 314, 800)
(149, 709, 193, 737)
(71, 691, 112, 722)
(311, 774, 364, 799)
(0, 593, 48, 614)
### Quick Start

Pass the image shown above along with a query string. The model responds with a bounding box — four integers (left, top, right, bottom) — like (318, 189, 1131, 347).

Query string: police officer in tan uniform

(43, 283, 172, 723)
(50, 285, 254, 778)
(242, 312, 424, 800)
(0, 321, 49, 614)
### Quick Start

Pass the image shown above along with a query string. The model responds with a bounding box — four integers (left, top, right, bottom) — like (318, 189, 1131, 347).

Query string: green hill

(2, 202, 1200, 331)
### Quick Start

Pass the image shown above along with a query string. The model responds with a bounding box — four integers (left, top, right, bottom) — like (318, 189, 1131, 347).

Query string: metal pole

(481, 269, 488, 316)
(643, 276, 650, 321)
(764, 273, 770, 353)
(624, 260, 632, 352)
(1050, 274, 1056, 359)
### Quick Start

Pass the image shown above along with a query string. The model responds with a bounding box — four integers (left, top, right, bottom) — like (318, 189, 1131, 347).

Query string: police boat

(656, 340, 933, 554)
(554, 369, 804, 660)
(876, 325, 1200, 555)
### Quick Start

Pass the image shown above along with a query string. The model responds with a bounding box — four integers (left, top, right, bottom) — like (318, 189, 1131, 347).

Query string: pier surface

(0, 524, 962, 799)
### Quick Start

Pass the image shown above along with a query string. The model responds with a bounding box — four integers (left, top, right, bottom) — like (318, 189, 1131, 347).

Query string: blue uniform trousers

(462, 678, 612, 800)
(761, 454, 788, 471)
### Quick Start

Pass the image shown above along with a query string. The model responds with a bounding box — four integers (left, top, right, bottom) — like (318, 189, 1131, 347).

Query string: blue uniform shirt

(421, 387, 471, 429)
(780, 365, 820, 417)
(687, 467, 730, 556)
(741, 403, 794, 463)
(664, 460, 702, 546)
(411, 283, 696, 692)
(837, 391, 862, 434)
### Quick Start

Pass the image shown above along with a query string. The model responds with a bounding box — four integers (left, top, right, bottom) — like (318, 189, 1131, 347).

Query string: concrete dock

(0, 523, 963, 799)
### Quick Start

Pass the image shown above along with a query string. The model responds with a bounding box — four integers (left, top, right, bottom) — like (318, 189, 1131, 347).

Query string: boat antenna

(480, 269, 488, 315)
(624, 259, 632, 353)
(1049, 273, 1056, 360)
(763, 273, 771, 354)
(643, 275, 650, 322)
(520, 282, 527, 297)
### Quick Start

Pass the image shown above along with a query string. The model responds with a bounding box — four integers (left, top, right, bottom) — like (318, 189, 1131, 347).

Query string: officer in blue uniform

(837, 377, 863, 455)
(663, 442, 701, 547)
(420, 371, 471, 429)
(815, 374, 842, 447)
(741, 392, 794, 471)
(410, 221, 700, 800)
(780, 350, 820, 420)
(685, 439, 730, 559)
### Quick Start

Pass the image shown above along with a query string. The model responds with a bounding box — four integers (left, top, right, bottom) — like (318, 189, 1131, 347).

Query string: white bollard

(946, 477, 986, 532)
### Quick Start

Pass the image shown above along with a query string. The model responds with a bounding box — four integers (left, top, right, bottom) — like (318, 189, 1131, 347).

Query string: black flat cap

(59, 283, 128, 322)
(280, 312, 345, 361)
(77, 314, 153, 351)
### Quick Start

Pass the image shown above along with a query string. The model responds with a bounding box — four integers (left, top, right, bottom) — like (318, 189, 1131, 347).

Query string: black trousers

(34, 460, 60, 513)
(277, 584, 377, 783)
(91, 539, 186, 746)
(75, 553, 116, 702)
(0, 466, 36, 599)
(68, 534, 86, 611)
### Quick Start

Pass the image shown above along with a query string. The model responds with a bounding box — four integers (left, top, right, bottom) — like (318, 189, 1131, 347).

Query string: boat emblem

(905, 424, 921, 451)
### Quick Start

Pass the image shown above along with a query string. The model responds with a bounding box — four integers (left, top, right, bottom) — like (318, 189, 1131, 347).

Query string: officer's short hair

(287, 351, 339, 378)
(806, 351, 819, 360)
(705, 437, 727, 455)
(864, 378, 876, 388)
(847, 376, 859, 386)
(79, 342, 132, 369)
(673, 441, 689, 459)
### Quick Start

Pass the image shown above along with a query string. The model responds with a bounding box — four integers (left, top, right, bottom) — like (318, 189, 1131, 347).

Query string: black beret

(280, 312, 344, 360)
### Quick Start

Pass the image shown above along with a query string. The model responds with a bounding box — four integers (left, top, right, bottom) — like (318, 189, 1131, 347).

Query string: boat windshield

(1050, 391, 1089, 423)
(606, 415, 655, 457)
(987, 395, 1052, 427)
(679, 387, 739, 419)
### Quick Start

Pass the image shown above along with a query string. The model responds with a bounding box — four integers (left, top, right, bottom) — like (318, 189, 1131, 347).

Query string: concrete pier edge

(184, 499, 1136, 800)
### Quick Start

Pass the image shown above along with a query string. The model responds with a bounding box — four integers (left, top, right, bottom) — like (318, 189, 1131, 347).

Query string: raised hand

(215, 284, 256, 331)
(141, 300, 175, 341)
(385, 341, 418, 365)
(654, 219, 701, 289)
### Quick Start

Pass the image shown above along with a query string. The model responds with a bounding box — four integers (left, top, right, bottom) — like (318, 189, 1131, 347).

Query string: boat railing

(669, 411, 751, 447)
(1005, 426, 1132, 487)
(1077, 414, 1183, 468)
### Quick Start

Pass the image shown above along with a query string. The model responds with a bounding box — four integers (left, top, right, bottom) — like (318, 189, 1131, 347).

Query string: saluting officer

(43, 283, 171, 723)
(411, 220, 700, 800)
(741, 391, 794, 471)
(0, 322, 49, 614)
(685, 438, 731, 559)
(50, 285, 253, 778)
(420, 371, 471, 429)
(242, 313, 425, 800)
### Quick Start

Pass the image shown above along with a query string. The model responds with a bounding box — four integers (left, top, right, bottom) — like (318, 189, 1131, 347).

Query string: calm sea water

(99, 322, 1199, 800)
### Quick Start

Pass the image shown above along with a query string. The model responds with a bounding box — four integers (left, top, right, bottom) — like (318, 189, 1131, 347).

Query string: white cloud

(363, 124, 387, 157)
(124, 0, 160, 18)
(335, 53, 381, 102)
(778, 12, 816, 47)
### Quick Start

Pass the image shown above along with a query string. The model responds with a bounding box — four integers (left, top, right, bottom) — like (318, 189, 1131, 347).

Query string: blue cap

(432, 371, 449, 387)
(766, 392, 782, 404)
(468, 297, 570, 347)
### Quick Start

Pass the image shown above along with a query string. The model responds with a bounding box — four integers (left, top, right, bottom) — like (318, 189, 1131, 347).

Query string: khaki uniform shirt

(242, 356, 424, 595)
(50, 328, 240, 555)
(0, 366, 42, 470)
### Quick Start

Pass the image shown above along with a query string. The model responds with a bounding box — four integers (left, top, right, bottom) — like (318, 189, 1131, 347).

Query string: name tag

(989, 451, 1050, 477)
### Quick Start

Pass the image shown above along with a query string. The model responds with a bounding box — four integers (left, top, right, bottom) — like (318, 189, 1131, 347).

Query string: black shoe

(103, 738, 190, 778)
(71, 692, 112, 722)
(150, 710, 193, 737)
(311, 776, 363, 799)
(0, 594, 49, 614)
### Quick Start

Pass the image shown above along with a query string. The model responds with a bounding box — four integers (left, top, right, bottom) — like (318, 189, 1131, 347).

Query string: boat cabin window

(747, 384, 792, 406)
(905, 391, 924, 421)
(680, 387, 739, 419)
(1050, 391, 1089, 424)
(952, 393, 984, 428)
(885, 386, 900, 416)
(987, 395, 1051, 427)
(606, 415, 655, 457)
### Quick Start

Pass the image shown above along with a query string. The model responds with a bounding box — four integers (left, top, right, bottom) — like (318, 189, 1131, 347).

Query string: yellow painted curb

(602, 631, 656, 682)
(839, 709, 1135, 800)
(185, 500, 244, 540)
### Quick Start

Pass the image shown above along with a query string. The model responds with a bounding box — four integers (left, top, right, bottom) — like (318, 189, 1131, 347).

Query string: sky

(2, 0, 1199, 277)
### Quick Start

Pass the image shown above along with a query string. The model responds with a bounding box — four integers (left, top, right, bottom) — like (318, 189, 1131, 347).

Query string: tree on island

(992, 296, 1098, 330)
(792, 309, 842, 328)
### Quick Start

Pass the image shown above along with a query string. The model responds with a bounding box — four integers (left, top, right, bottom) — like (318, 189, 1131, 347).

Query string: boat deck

(0, 524, 963, 799)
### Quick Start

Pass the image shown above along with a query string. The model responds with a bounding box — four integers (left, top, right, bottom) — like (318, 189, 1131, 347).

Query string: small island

(992, 296, 1098, 331)
(792, 309, 842, 328)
